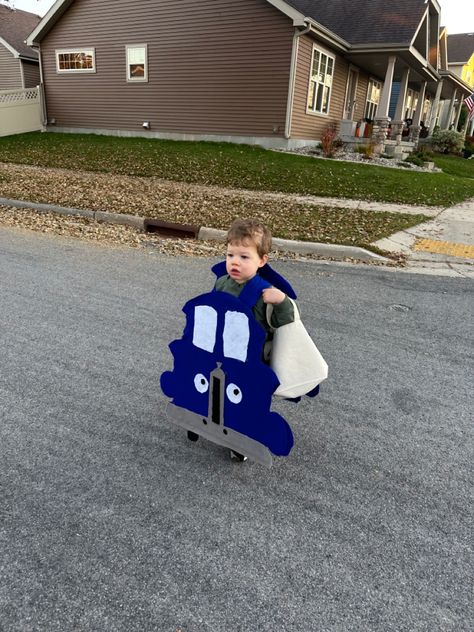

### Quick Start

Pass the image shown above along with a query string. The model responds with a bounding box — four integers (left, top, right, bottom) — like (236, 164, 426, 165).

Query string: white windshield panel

(193, 306, 217, 353)
(223, 311, 249, 362)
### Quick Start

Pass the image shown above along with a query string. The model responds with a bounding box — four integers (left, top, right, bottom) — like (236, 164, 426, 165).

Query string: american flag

(465, 92, 474, 121)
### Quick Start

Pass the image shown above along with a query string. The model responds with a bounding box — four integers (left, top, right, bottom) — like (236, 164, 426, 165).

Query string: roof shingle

(283, 0, 427, 45)
(0, 4, 41, 59)
(447, 33, 474, 64)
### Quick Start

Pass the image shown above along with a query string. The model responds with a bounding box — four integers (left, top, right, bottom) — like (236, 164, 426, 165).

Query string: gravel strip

(0, 204, 222, 256)
(281, 146, 442, 172)
(0, 163, 408, 265)
(0, 162, 341, 223)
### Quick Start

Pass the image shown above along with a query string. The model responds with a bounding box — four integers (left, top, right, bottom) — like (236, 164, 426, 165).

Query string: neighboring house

(447, 32, 474, 88)
(25, 0, 472, 150)
(437, 30, 474, 133)
(0, 4, 41, 90)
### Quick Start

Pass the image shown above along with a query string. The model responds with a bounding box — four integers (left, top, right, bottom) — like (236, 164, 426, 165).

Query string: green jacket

(214, 274, 295, 340)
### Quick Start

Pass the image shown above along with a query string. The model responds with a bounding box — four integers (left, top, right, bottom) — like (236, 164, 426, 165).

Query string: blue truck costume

(160, 262, 316, 466)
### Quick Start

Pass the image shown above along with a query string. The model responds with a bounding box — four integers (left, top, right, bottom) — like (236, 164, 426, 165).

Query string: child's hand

(262, 287, 286, 305)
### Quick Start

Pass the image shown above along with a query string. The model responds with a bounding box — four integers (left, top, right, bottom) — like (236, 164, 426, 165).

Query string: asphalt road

(0, 228, 472, 632)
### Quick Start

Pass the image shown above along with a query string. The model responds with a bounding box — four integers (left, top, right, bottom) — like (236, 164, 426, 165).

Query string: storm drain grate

(143, 218, 200, 238)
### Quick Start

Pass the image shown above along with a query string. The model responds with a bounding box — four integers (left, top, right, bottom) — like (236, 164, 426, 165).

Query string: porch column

(460, 110, 470, 136)
(392, 67, 410, 145)
(410, 81, 427, 147)
(453, 98, 462, 131)
(376, 56, 396, 119)
(427, 80, 443, 133)
(443, 88, 457, 130)
(372, 55, 396, 153)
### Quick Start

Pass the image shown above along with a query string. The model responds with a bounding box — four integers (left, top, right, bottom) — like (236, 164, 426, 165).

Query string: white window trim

(306, 45, 335, 117)
(364, 77, 382, 121)
(405, 88, 419, 120)
(55, 48, 96, 74)
(126, 44, 148, 83)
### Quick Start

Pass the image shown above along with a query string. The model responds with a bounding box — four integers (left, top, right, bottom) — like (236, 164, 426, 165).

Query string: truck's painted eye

(226, 383, 242, 404)
(194, 374, 209, 393)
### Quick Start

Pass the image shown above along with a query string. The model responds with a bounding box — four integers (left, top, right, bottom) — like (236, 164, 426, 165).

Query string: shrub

(320, 125, 339, 157)
(405, 154, 424, 167)
(355, 143, 375, 159)
(404, 149, 435, 166)
(465, 135, 474, 148)
(430, 129, 464, 154)
(464, 135, 474, 158)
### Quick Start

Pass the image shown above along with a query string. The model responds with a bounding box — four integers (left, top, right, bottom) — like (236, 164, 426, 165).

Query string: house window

(126, 45, 148, 82)
(307, 47, 334, 115)
(422, 97, 430, 122)
(405, 89, 419, 120)
(56, 49, 95, 73)
(364, 79, 382, 121)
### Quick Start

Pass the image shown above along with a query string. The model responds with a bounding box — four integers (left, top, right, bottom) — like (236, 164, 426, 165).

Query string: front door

(344, 68, 359, 120)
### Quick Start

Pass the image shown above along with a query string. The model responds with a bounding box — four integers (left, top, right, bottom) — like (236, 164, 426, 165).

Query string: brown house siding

(22, 60, 40, 88)
(290, 35, 349, 140)
(290, 35, 373, 140)
(41, 0, 295, 138)
(0, 45, 23, 90)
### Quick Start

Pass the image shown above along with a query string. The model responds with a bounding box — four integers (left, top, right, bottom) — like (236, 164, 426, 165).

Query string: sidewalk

(199, 196, 474, 278)
(372, 198, 474, 278)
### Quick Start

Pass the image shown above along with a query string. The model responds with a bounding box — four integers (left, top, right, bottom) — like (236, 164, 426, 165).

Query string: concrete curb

(95, 210, 145, 230)
(1, 196, 390, 262)
(0, 196, 96, 219)
(0, 197, 146, 230)
(197, 227, 388, 261)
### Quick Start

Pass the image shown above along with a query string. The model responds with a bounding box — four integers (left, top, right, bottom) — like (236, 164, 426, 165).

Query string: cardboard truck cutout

(161, 263, 319, 466)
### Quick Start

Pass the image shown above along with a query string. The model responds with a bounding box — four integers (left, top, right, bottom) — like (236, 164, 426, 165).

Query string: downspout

(284, 23, 311, 140)
(19, 56, 26, 89)
(32, 44, 48, 127)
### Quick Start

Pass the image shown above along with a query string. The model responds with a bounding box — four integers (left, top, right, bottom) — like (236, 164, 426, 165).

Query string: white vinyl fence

(0, 87, 42, 137)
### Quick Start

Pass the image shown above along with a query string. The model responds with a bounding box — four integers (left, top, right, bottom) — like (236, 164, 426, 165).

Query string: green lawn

(1, 132, 474, 207)
(432, 154, 474, 179)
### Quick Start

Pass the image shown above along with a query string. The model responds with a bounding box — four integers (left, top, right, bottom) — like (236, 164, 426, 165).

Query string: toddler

(215, 218, 295, 339)
(190, 218, 295, 461)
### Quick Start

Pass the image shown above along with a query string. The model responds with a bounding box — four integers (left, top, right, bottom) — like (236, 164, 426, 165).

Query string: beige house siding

(0, 45, 23, 90)
(290, 36, 373, 140)
(22, 60, 40, 88)
(290, 35, 349, 140)
(40, 0, 294, 137)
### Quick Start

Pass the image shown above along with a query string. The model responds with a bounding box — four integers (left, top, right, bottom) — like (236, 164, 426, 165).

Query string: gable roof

(282, 0, 428, 45)
(447, 33, 474, 64)
(28, 0, 434, 50)
(0, 4, 40, 60)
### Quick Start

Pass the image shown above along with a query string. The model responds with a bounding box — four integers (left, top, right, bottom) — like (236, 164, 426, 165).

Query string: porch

(339, 119, 416, 159)
(337, 46, 472, 157)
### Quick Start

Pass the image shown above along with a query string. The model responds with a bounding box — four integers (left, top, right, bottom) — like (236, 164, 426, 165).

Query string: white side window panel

(223, 311, 249, 362)
(193, 306, 217, 353)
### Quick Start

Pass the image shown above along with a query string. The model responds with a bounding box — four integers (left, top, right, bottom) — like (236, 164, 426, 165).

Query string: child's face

(226, 240, 268, 284)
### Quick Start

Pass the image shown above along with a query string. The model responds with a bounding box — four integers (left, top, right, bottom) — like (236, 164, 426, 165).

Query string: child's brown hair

(227, 218, 272, 258)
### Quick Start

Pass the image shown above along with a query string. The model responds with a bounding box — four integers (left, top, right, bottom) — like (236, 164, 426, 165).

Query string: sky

(4, 0, 474, 34)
